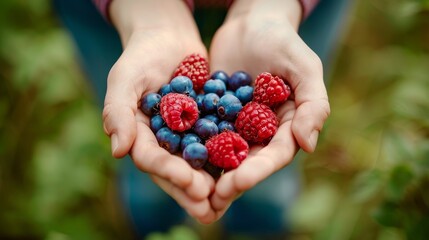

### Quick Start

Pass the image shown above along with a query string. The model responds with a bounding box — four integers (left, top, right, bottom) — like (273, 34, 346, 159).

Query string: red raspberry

(235, 101, 279, 144)
(173, 53, 210, 93)
(253, 72, 291, 108)
(160, 93, 199, 132)
(206, 131, 249, 170)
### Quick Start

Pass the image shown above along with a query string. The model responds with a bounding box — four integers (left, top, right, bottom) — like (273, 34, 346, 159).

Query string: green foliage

(291, 0, 429, 239)
(0, 0, 127, 239)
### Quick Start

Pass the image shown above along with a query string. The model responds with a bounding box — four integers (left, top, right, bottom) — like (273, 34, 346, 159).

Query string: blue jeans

(53, 0, 353, 237)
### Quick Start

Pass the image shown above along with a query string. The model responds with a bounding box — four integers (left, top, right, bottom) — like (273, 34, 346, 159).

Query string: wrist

(109, 0, 198, 44)
(228, 0, 302, 30)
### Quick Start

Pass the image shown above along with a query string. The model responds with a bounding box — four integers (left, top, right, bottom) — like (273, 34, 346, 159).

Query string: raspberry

(173, 53, 210, 92)
(160, 93, 199, 132)
(253, 72, 291, 108)
(235, 101, 279, 144)
(206, 131, 249, 170)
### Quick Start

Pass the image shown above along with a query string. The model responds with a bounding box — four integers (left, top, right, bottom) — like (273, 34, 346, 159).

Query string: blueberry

(194, 118, 218, 139)
(170, 76, 193, 95)
(211, 70, 229, 86)
(203, 114, 220, 124)
(224, 90, 235, 96)
(150, 115, 165, 133)
(235, 86, 254, 105)
(228, 71, 252, 91)
(141, 93, 161, 116)
(196, 94, 205, 110)
(181, 133, 202, 151)
(218, 120, 235, 132)
(203, 79, 226, 96)
(189, 89, 197, 100)
(217, 94, 243, 121)
(202, 93, 219, 114)
(159, 84, 172, 96)
(155, 127, 181, 153)
(182, 143, 208, 169)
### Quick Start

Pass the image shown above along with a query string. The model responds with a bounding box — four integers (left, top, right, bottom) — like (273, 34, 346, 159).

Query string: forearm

(109, 0, 200, 44)
(226, 0, 302, 30)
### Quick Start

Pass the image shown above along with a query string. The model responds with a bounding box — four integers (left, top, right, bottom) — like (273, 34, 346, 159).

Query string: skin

(104, 0, 330, 224)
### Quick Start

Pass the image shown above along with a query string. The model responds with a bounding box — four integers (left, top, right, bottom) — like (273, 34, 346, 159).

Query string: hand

(102, 0, 221, 223)
(209, 0, 330, 214)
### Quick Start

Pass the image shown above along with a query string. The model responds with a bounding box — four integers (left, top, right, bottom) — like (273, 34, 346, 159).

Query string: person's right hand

(102, 0, 221, 224)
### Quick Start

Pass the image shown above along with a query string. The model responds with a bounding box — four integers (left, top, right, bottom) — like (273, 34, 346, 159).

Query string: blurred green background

(1, 0, 428, 239)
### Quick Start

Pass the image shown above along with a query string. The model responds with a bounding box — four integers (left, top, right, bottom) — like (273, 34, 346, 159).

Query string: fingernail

(111, 133, 118, 155)
(309, 130, 319, 151)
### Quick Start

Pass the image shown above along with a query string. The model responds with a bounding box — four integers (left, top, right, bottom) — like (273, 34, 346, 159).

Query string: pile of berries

(140, 54, 291, 178)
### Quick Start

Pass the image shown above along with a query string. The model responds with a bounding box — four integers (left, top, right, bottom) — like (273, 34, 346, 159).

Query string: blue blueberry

(203, 114, 220, 124)
(235, 86, 254, 105)
(189, 89, 197, 100)
(218, 121, 235, 132)
(228, 71, 252, 91)
(196, 94, 205, 110)
(201, 93, 219, 114)
(182, 143, 208, 169)
(193, 118, 218, 139)
(159, 84, 172, 96)
(170, 76, 193, 95)
(181, 133, 202, 151)
(155, 127, 181, 153)
(203, 79, 226, 96)
(150, 115, 165, 133)
(217, 94, 243, 121)
(211, 70, 229, 86)
(224, 90, 235, 96)
(141, 93, 161, 116)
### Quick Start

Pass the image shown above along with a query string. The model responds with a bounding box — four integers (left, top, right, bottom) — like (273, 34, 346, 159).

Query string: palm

(208, 17, 329, 214)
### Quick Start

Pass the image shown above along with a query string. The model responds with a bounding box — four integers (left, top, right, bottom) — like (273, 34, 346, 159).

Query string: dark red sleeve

(92, 0, 320, 22)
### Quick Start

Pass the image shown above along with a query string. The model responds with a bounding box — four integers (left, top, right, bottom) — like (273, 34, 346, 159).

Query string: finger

(280, 38, 330, 153)
(151, 175, 219, 224)
(131, 114, 214, 200)
(213, 108, 298, 210)
(102, 58, 143, 158)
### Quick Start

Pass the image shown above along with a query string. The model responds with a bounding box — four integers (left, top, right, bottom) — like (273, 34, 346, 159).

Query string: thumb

(102, 61, 140, 158)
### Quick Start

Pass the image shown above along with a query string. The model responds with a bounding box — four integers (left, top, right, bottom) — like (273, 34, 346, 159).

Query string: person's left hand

(207, 0, 330, 215)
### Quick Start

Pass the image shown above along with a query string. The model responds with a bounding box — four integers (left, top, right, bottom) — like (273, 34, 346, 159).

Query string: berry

(201, 93, 219, 114)
(181, 133, 202, 151)
(228, 71, 252, 91)
(141, 93, 161, 116)
(203, 79, 226, 96)
(183, 143, 208, 169)
(196, 94, 205, 110)
(217, 94, 242, 121)
(156, 127, 181, 154)
(235, 86, 254, 105)
(160, 93, 199, 132)
(218, 120, 235, 132)
(150, 115, 165, 133)
(206, 131, 249, 170)
(173, 53, 209, 92)
(211, 70, 229, 86)
(235, 101, 279, 144)
(203, 114, 220, 125)
(189, 89, 197, 100)
(194, 118, 218, 139)
(253, 72, 291, 108)
(159, 84, 172, 96)
(225, 90, 235, 96)
(170, 76, 193, 95)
